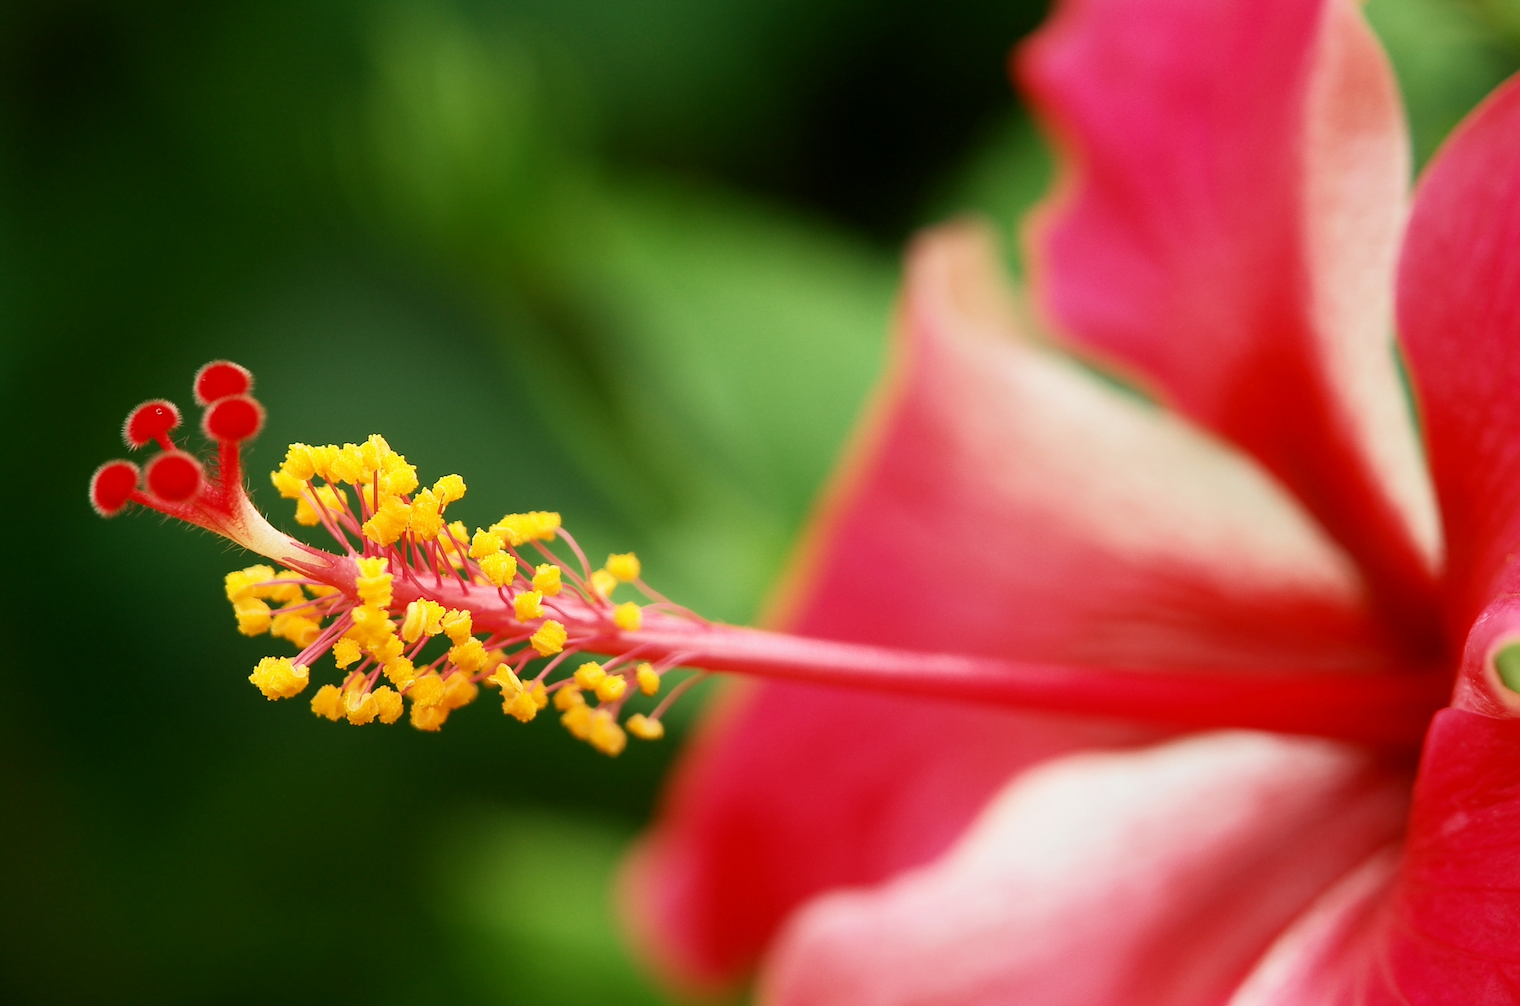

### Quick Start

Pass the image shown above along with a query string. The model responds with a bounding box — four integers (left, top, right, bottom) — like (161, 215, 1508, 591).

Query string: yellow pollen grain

(554, 685, 584, 711)
(480, 552, 517, 587)
(442, 672, 479, 710)
(505, 689, 539, 722)
(589, 569, 618, 598)
(383, 656, 416, 689)
(410, 703, 449, 732)
(345, 688, 380, 726)
(636, 663, 660, 696)
(530, 619, 566, 656)
(311, 683, 345, 721)
(408, 674, 446, 708)
(469, 528, 504, 559)
(441, 608, 473, 645)
(433, 474, 466, 505)
(587, 710, 627, 757)
(362, 495, 412, 546)
(594, 674, 626, 703)
(574, 662, 606, 690)
(374, 686, 404, 724)
(355, 556, 393, 607)
(270, 469, 306, 500)
(532, 563, 562, 596)
(613, 601, 642, 632)
(249, 657, 309, 700)
(332, 637, 363, 668)
(408, 488, 444, 541)
(606, 552, 641, 583)
(626, 713, 664, 741)
(514, 590, 545, 621)
(449, 637, 488, 674)
(281, 443, 318, 482)
(400, 599, 445, 643)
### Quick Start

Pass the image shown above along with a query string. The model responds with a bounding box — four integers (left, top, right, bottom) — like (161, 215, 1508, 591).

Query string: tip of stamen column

(194, 360, 253, 406)
(90, 459, 140, 516)
(123, 399, 181, 449)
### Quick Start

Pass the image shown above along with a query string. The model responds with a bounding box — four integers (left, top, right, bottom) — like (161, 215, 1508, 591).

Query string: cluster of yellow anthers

(230, 434, 683, 756)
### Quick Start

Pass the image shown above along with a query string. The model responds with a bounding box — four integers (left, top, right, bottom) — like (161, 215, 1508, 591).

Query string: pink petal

(782, 222, 1397, 674)
(759, 732, 1408, 1006)
(1019, 0, 1440, 638)
(622, 687, 1156, 993)
(622, 223, 1409, 988)
(1228, 710, 1520, 1004)
(1397, 72, 1520, 631)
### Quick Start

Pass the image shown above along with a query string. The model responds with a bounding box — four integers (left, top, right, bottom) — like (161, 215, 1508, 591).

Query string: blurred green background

(0, 1, 1515, 1003)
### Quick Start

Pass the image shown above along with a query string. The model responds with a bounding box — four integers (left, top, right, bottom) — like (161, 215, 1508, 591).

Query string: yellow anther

(606, 553, 641, 583)
(281, 443, 318, 481)
(479, 551, 517, 587)
(379, 454, 418, 496)
(348, 604, 394, 646)
(487, 665, 523, 694)
(307, 444, 339, 483)
(407, 673, 446, 708)
(590, 569, 618, 598)
(383, 656, 416, 689)
(266, 571, 309, 604)
(271, 610, 322, 649)
(332, 637, 363, 668)
(355, 556, 394, 607)
(587, 710, 627, 757)
(433, 474, 466, 505)
(530, 681, 548, 709)
(449, 637, 488, 673)
(368, 633, 405, 664)
(442, 672, 479, 710)
(249, 657, 309, 700)
(504, 689, 539, 722)
(561, 703, 593, 740)
(411, 703, 449, 732)
(308, 583, 340, 598)
(469, 528, 504, 559)
(346, 688, 380, 726)
(362, 495, 412, 546)
(636, 663, 661, 696)
(270, 468, 307, 500)
(358, 434, 392, 475)
(595, 674, 627, 703)
(374, 686, 404, 725)
(492, 511, 560, 546)
(327, 444, 366, 485)
(226, 564, 277, 601)
(311, 683, 345, 721)
(626, 713, 665, 741)
(574, 662, 606, 690)
(530, 619, 567, 656)
(532, 563, 562, 596)
(400, 599, 446, 643)
(614, 601, 642, 632)
(408, 488, 444, 541)
(234, 597, 271, 636)
(514, 590, 545, 621)
(295, 484, 348, 527)
(441, 608, 473, 644)
(554, 685, 585, 711)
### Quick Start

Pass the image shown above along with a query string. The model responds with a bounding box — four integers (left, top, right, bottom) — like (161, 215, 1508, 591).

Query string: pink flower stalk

(619, 0, 1520, 1002)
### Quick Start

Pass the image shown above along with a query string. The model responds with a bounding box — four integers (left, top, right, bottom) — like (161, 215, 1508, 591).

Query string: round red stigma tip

(90, 460, 140, 517)
(123, 400, 182, 449)
(203, 395, 265, 442)
(194, 360, 253, 406)
(145, 450, 204, 502)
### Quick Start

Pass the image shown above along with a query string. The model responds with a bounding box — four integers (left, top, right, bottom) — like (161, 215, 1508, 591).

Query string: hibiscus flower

(620, 0, 1520, 1001)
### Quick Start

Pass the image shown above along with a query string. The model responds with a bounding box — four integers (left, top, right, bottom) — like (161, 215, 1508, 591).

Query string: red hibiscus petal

(758, 732, 1408, 1006)
(1397, 73, 1520, 632)
(783, 222, 1400, 674)
(622, 223, 1411, 990)
(1229, 710, 1520, 1004)
(1019, 0, 1440, 642)
(622, 686, 1155, 993)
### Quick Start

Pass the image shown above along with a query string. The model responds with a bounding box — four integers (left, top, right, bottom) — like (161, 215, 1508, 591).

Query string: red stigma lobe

(194, 360, 253, 406)
(123, 400, 182, 450)
(90, 460, 140, 516)
(145, 450, 204, 501)
(203, 395, 265, 442)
